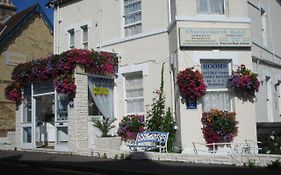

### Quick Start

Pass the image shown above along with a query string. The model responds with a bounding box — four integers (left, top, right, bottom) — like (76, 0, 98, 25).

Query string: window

(88, 77, 114, 119)
(57, 94, 69, 121)
(125, 73, 144, 114)
(124, 0, 142, 36)
(23, 85, 31, 123)
(81, 25, 88, 49)
(265, 76, 273, 122)
(68, 29, 75, 49)
(201, 60, 232, 112)
(197, 0, 225, 15)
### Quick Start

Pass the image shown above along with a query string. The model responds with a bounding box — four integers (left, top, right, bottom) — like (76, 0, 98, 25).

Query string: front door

(34, 94, 55, 148)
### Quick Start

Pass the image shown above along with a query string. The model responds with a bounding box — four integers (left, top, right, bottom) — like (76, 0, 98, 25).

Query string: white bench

(127, 131, 169, 153)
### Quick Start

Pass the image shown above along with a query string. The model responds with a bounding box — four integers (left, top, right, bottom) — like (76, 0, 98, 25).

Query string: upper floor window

(197, 0, 225, 15)
(81, 25, 88, 49)
(124, 0, 142, 36)
(68, 29, 75, 49)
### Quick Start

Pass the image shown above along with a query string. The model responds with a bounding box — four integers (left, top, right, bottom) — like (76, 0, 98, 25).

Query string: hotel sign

(179, 28, 251, 47)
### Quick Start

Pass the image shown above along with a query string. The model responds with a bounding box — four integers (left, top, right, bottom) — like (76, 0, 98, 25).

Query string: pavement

(0, 149, 281, 175)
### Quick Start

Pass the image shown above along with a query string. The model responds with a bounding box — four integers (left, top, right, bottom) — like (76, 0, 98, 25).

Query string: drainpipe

(268, 0, 275, 63)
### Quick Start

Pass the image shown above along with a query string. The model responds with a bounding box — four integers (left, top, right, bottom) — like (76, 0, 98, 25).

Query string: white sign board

(201, 63, 229, 89)
(179, 28, 251, 47)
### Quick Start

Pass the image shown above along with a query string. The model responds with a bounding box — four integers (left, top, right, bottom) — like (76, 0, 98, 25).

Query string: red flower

(5, 49, 119, 103)
(177, 67, 207, 101)
(201, 109, 238, 148)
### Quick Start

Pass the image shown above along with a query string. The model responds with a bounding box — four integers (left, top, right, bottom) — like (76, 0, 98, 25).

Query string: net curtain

(88, 76, 114, 119)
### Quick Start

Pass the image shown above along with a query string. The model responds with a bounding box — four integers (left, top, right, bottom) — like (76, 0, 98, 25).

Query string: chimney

(0, 0, 16, 24)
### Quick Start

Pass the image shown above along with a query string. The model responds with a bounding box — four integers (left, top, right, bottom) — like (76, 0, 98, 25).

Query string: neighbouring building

(0, 2, 53, 137)
(12, 0, 280, 155)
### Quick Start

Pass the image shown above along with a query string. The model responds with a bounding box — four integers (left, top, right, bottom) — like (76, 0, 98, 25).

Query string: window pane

(57, 94, 68, 121)
(23, 127, 32, 143)
(197, 0, 208, 14)
(127, 98, 144, 113)
(202, 91, 231, 112)
(23, 85, 31, 123)
(88, 88, 102, 116)
(82, 26, 88, 43)
(57, 127, 68, 145)
(33, 82, 54, 94)
(69, 29, 74, 48)
(197, 0, 224, 15)
(210, 0, 224, 14)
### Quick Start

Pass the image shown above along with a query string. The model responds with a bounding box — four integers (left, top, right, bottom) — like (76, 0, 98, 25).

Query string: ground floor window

(88, 76, 114, 119)
(201, 60, 232, 112)
(124, 72, 144, 114)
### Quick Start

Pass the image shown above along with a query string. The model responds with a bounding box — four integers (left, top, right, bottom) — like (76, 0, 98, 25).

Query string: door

(34, 94, 55, 147)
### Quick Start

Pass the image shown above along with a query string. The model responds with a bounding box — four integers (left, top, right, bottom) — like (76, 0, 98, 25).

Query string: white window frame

(81, 25, 88, 49)
(197, 0, 226, 16)
(68, 29, 75, 49)
(123, 0, 142, 36)
(123, 72, 144, 115)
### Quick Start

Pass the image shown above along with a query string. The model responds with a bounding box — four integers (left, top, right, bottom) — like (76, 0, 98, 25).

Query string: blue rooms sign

(201, 63, 229, 89)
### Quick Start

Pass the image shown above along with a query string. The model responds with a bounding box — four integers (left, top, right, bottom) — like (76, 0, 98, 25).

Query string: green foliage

(267, 159, 281, 169)
(244, 160, 257, 168)
(102, 153, 107, 159)
(146, 63, 176, 152)
(120, 153, 125, 159)
(92, 118, 115, 137)
(258, 130, 281, 155)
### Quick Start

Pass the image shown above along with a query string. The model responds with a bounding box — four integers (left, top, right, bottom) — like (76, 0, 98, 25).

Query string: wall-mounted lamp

(261, 76, 271, 85)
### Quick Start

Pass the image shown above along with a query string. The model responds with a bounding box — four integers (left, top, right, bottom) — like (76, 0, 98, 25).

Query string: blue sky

(11, 0, 53, 25)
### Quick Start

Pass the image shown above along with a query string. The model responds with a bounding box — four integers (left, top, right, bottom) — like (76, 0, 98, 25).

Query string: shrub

(92, 118, 115, 137)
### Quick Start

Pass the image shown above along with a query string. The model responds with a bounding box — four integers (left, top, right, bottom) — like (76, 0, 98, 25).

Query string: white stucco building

(13, 0, 281, 155)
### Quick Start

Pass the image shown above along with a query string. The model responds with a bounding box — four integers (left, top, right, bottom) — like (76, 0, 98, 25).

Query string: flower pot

(94, 136, 122, 150)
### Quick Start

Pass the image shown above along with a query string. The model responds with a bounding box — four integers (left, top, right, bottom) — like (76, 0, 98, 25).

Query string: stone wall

(0, 14, 53, 136)
(68, 70, 90, 155)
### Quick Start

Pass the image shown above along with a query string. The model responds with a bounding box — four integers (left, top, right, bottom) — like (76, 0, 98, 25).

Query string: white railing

(192, 140, 262, 155)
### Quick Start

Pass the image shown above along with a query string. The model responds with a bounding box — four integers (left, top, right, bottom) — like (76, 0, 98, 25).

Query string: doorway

(34, 94, 55, 149)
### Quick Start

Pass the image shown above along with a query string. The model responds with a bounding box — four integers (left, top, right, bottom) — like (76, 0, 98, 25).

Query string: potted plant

(92, 118, 121, 150)
(117, 114, 145, 142)
(201, 109, 239, 150)
(176, 67, 207, 108)
(228, 64, 260, 101)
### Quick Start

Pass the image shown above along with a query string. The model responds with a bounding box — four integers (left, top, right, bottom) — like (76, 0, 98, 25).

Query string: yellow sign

(92, 87, 109, 95)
